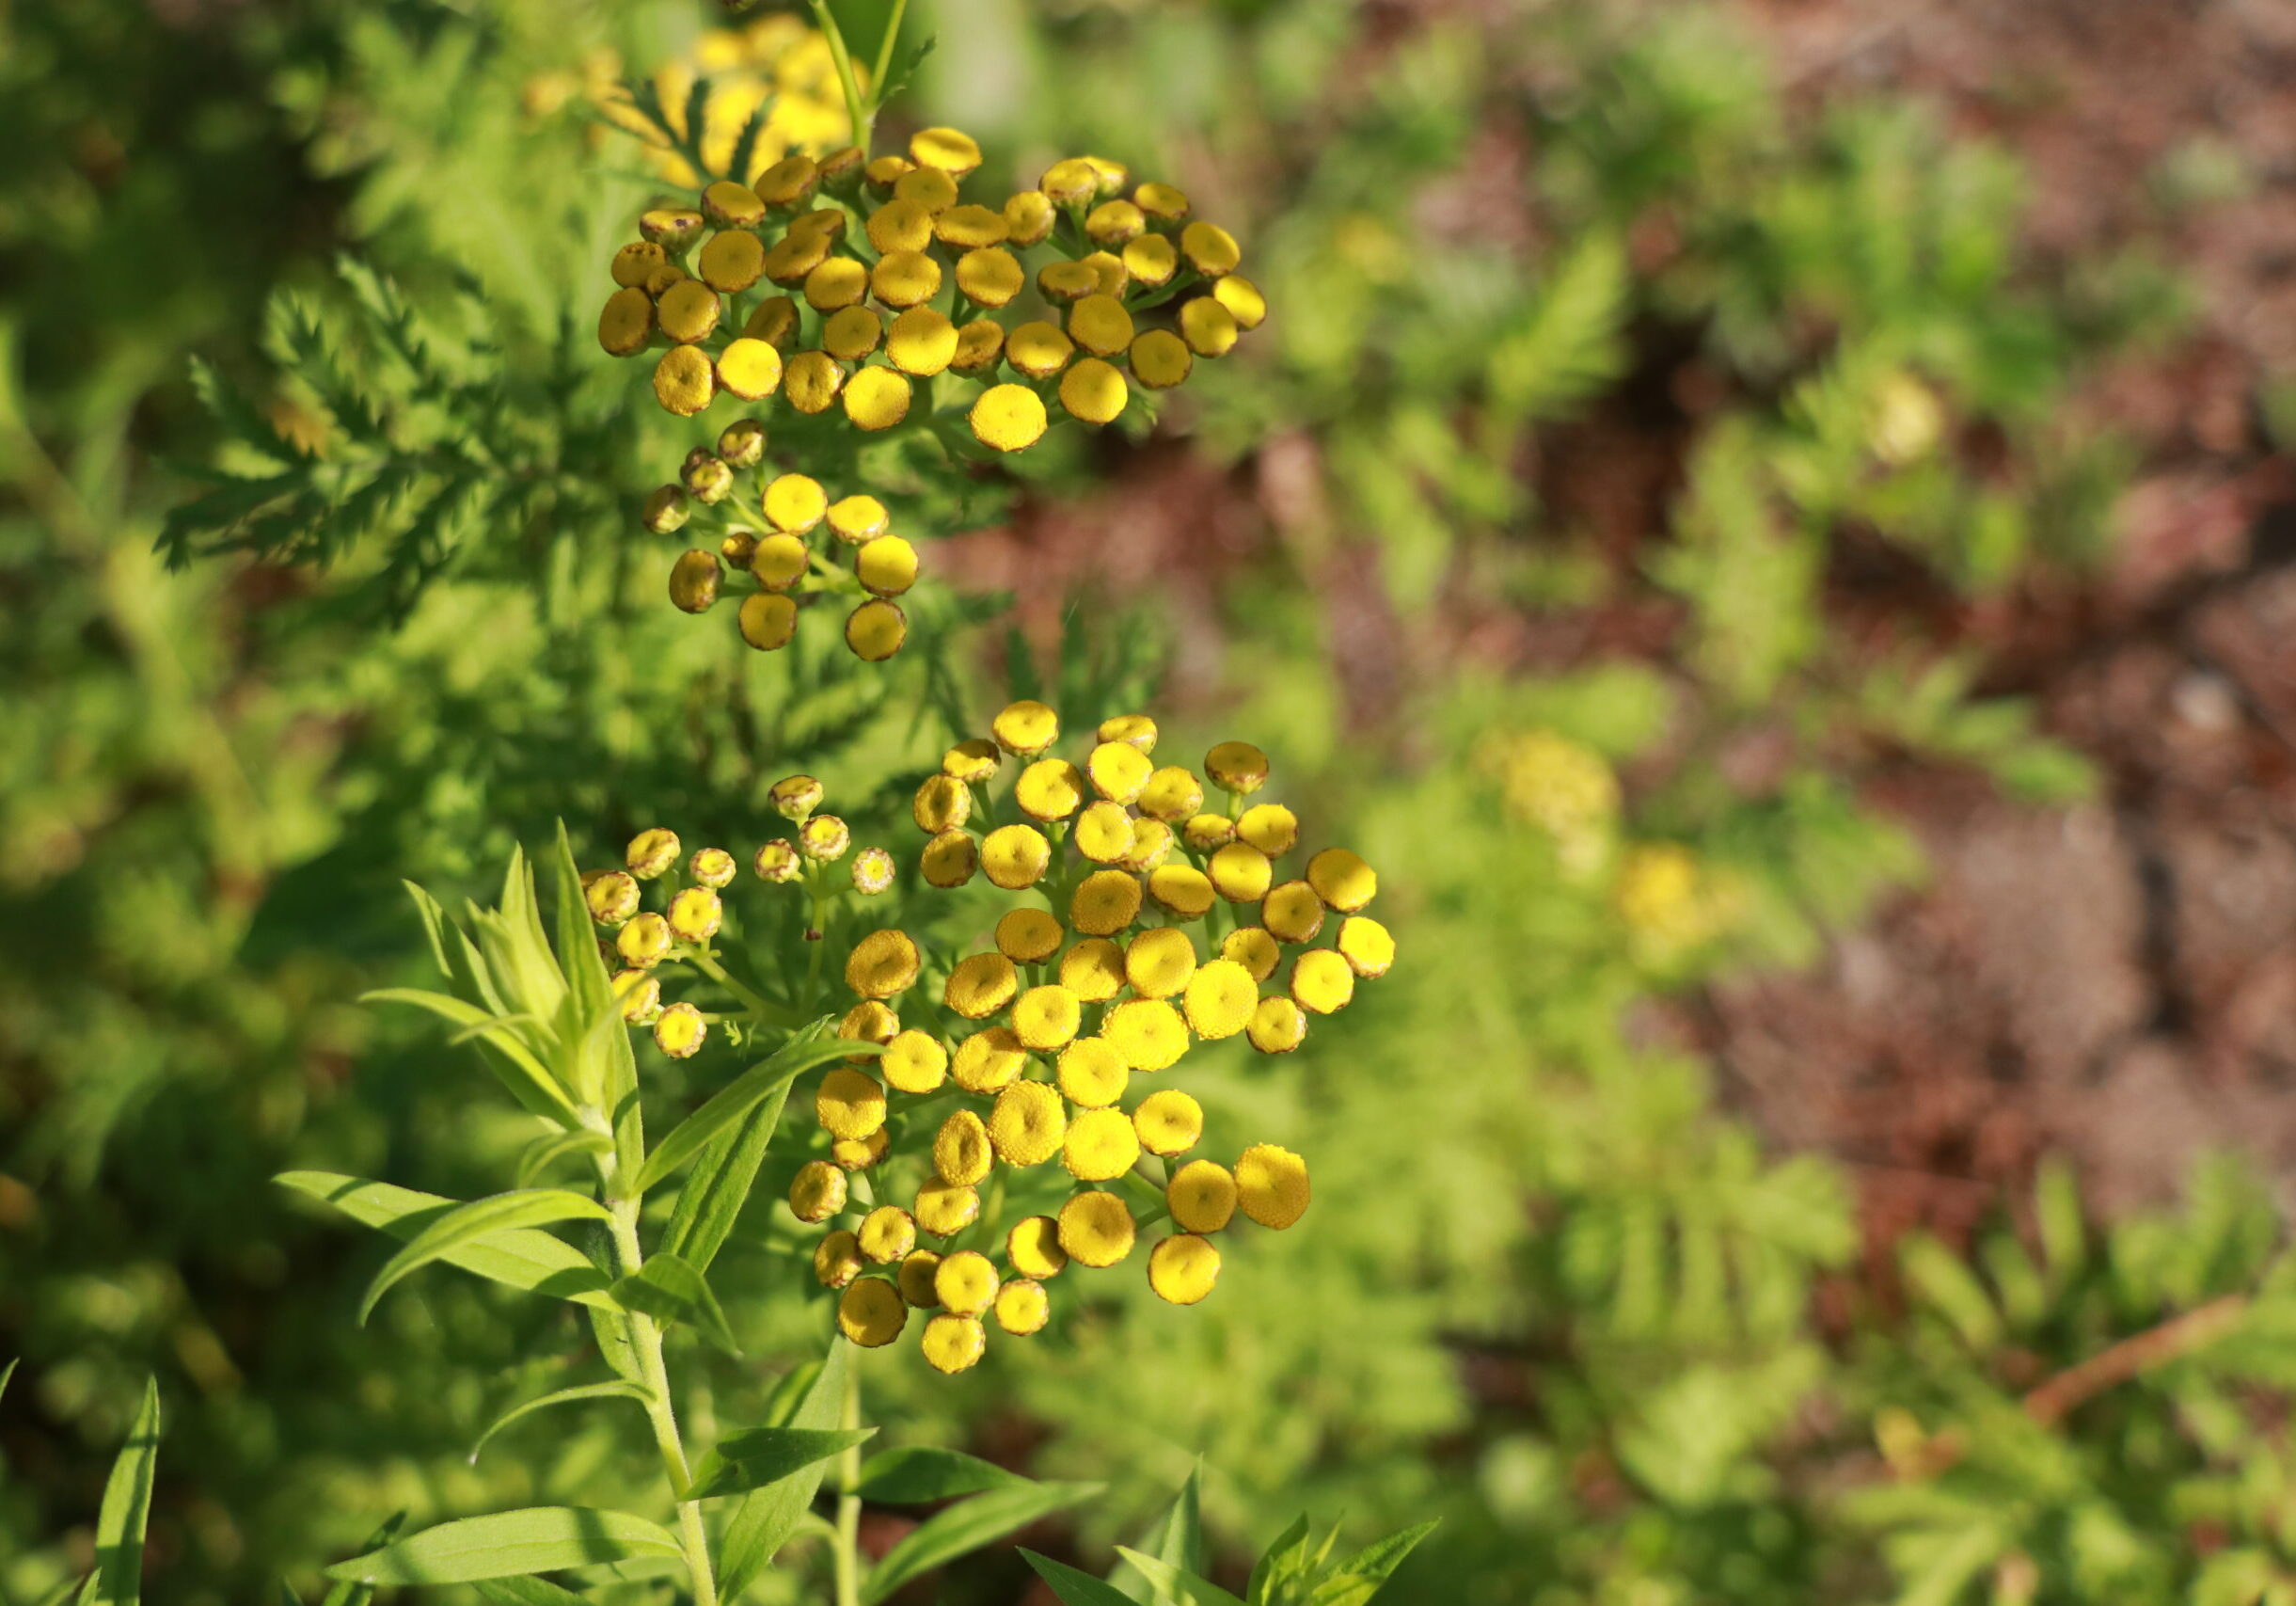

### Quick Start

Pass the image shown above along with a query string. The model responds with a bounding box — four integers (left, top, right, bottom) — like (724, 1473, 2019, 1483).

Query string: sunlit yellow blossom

(1074, 801, 1135, 863)
(1235, 803, 1296, 856)
(1057, 1190, 1135, 1267)
(1012, 984, 1083, 1050)
(800, 814, 850, 862)
(921, 1312, 986, 1374)
(815, 1230, 863, 1290)
(914, 1178, 979, 1237)
(935, 1110, 993, 1188)
(996, 907, 1064, 963)
(970, 384, 1046, 453)
(881, 1028, 949, 1094)
(1262, 881, 1324, 944)
(617, 912, 673, 969)
(1236, 1144, 1310, 1229)
(1086, 741, 1153, 804)
(1103, 998, 1189, 1072)
(612, 969, 662, 1026)
(995, 1280, 1050, 1335)
(1148, 1234, 1222, 1305)
(1208, 843, 1273, 902)
(1338, 914, 1394, 978)
(896, 1250, 942, 1307)
(1124, 928, 1196, 998)
(790, 1159, 847, 1223)
(1070, 869, 1144, 936)
(1121, 818, 1174, 873)
(1059, 938, 1127, 1003)
(1246, 994, 1306, 1055)
(1063, 1105, 1142, 1181)
(1134, 1089, 1203, 1156)
(1167, 1160, 1236, 1233)
(945, 952, 1019, 1019)
(1181, 959, 1258, 1040)
(952, 320, 1005, 372)
(894, 166, 958, 212)
(831, 1130, 887, 1170)
(689, 848, 737, 889)
(1056, 1038, 1129, 1107)
(1204, 741, 1269, 795)
(850, 847, 895, 894)
(992, 699, 1060, 755)
(668, 886, 722, 944)
(1015, 758, 1086, 821)
(1180, 296, 1240, 358)
(827, 494, 888, 543)
(1307, 848, 1376, 913)
(585, 869, 641, 926)
(1148, 864, 1215, 920)
(816, 1067, 886, 1139)
(980, 823, 1052, 889)
(1291, 948, 1355, 1016)
(1004, 189, 1054, 245)
(753, 838, 801, 883)
(1182, 813, 1235, 851)
(627, 828, 682, 879)
(951, 1026, 1025, 1093)
(1059, 358, 1127, 425)
(1007, 1216, 1068, 1280)
(837, 1278, 905, 1346)
(846, 599, 908, 661)
(654, 1002, 706, 1059)
(935, 1250, 999, 1317)
(1005, 320, 1073, 380)
(740, 594, 798, 651)
(858, 1206, 916, 1264)
(989, 1080, 1067, 1165)
(669, 550, 722, 613)
(856, 537, 918, 598)
(839, 1000, 898, 1058)
(920, 829, 978, 888)
(822, 305, 883, 361)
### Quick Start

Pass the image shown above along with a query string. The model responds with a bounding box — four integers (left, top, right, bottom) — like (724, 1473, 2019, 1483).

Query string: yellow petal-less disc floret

(754, 154, 819, 209)
(856, 536, 919, 596)
(1011, 984, 1082, 1050)
(951, 1026, 1025, 1093)
(956, 246, 1024, 307)
(1005, 320, 1073, 379)
(935, 204, 1009, 248)
(866, 198, 934, 254)
(995, 1280, 1050, 1336)
(608, 968, 654, 1026)
(945, 952, 1019, 1019)
(753, 838, 801, 883)
(1057, 1190, 1136, 1267)
(1037, 260, 1100, 304)
(1180, 220, 1241, 277)
(1068, 294, 1134, 357)
(670, 550, 723, 613)
(840, 1000, 898, 1058)
(1123, 819, 1175, 873)
(1070, 868, 1144, 936)
(1056, 1037, 1129, 1107)
(1236, 803, 1297, 855)
(745, 294, 802, 347)
(893, 166, 959, 213)
(1213, 274, 1268, 329)
(816, 1067, 887, 1139)
(995, 907, 1063, 963)
(989, 1080, 1067, 1165)
(827, 494, 888, 544)
(1183, 813, 1236, 851)
(847, 598, 909, 661)
(668, 885, 723, 943)
(800, 814, 851, 862)
(740, 593, 798, 650)
(1124, 927, 1197, 998)
(1129, 328, 1194, 390)
(1148, 864, 1216, 920)
(1059, 938, 1128, 1003)
(1291, 947, 1357, 1015)
(655, 1002, 707, 1058)
(1205, 740, 1270, 795)
(1180, 297, 1241, 358)
(954, 325, 1008, 375)
(851, 846, 895, 895)
(752, 533, 813, 588)
(790, 1158, 847, 1223)
(1167, 1159, 1237, 1233)
(654, 345, 716, 415)
(1134, 1089, 1204, 1156)
(1121, 233, 1178, 290)
(640, 207, 705, 249)
(921, 1312, 986, 1374)
(1136, 767, 1204, 822)
(618, 912, 673, 968)
(864, 154, 914, 191)
(981, 823, 1052, 889)
(1133, 181, 1190, 221)
(933, 1105, 992, 1195)
(700, 229, 766, 292)
(1307, 847, 1377, 912)
(612, 241, 667, 288)
(1181, 958, 1259, 1041)
(1059, 358, 1128, 424)
(1015, 758, 1086, 821)
(1209, 842, 1273, 902)
(1098, 713, 1158, 752)
(1148, 1234, 1222, 1305)
(1063, 1105, 1142, 1181)
(1262, 881, 1324, 944)
(887, 308, 958, 375)
(858, 1206, 917, 1264)
(1074, 801, 1136, 863)
(784, 351, 843, 413)
(914, 1180, 980, 1237)
(585, 869, 641, 925)
(1085, 199, 1145, 246)
(815, 1230, 863, 1289)
(764, 472, 828, 533)
(1236, 1143, 1310, 1229)
(897, 1250, 942, 1307)
(870, 249, 942, 308)
(773, 773, 825, 819)
(702, 180, 766, 229)
(689, 848, 736, 888)
(1040, 157, 1100, 204)
(657, 278, 723, 344)
(1082, 249, 1129, 295)
(1085, 740, 1153, 804)
(992, 699, 1060, 755)
(844, 366, 912, 431)
(832, 1130, 889, 1171)
(837, 1278, 906, 1346)
(1007, 1216, 1069, 1280)
(942, 735, 1005, 781)
(970, 383, 1046, 452)
(913, 775, 973, 835)
(1004, 189, 1055, 245)
(599, 287, 655, 356)
(1103, 998, 1189, 1072)
(881, 1028, 949, 1093)
(1247, 994, 1306, 1055)
(921, 829, 978, 888)
(823, 305, 883, 361)
(934, 1249, 999, 1317)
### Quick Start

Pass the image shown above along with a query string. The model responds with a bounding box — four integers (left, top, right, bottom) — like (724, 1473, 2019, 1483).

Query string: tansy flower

(689, 848, 737, 888)
(1070, 869, 1144, 936)
(995, 907, 1063, 963)
(790, 1159, 847, 1223)
(1148, 1234, 1221, 1305)
(896, 1250, 941, 1307)
(1290, 948, 1356, 1016)
(627, 828, 682, 879)
(880, 1028, 948, 1093)
(1103, 998, 1188, 1072)
(1182, 960, 1257, 1039)
(995, 1280, 1050, 1335)
(1057, 1190, 1135, 1267)
(847, 929, 921, 998)
(612, 970, 662, 1026)
(1011, 984, 1082, 1050)
(850, 847, 895, 894)
(618, 913, 673, 969)
(914, 1179, 979, 1237)
(831, 1130, 887, 1170)
(1235, 1144, 1310, 1229)
(989, 1080, 1067, 1164)
(838, 1000, 898, 1057)
(668, 886, 722, 944)
(1060, 937, 1127, 1001)
(951, 1026, 1025, 1093)
(935, 1249, 1000, 1318)
(753, 839, 801, 883)
(1166, 1160, 1237, 1233)
(857, 1206, 916, 1264)
(655, 1002, 706, 1058)
(1133, 1089, 1203, 1156)
(816, 1067, 886, 1138)
(1063, 1105, 1141, 1181)
(921, 1313, 986, 1374)
(1247, 995, 1306, 1055)
(1056, 1038, 1129, 1107)
(1008, 1216, 1068, 1279)
(934, 1109, 993, 1185)
(584, 869, 641, 926)
(771, 773, 824, 819)
(815, 1230, 863, 1290)
(946, 952, 1019, 1019)
(838, 1278, 906, 1346)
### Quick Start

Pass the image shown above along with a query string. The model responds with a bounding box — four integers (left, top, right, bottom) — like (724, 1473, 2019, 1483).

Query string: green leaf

(471, 1381, 655, 1462)
(1247, 1517, 1311, 1606)
(610, 1252, 739, 1356)
(359, 1188, 612, 1324)
(322, 1508, 684, 1585)
(1310, 1521, 1439, 1606)
(1112, 1460, 1203, 1604)
(0, 1356, 16, 1406)
(319, 1513, 405, 1606)
(658, 1078, 792, 1274)
(856, 1446, 1030, 1504)
(473, 1581, 594, 1606)
(1023, 1551, 1142, 1606)
(517, 1129, 612, 1190)
(863, 1482, 1102, 1604)
(363, 987, 581, 1127)
(87, 1376, 161, 1606)
(632, 1029, 865, 1196)
(688, 1426, 877, 1500)
(718, 1339, 849, 1599)
(1114, 1550, 1245, 1606)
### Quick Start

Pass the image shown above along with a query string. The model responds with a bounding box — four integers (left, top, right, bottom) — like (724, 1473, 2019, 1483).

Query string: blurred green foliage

(4, 1, 2284, 1604)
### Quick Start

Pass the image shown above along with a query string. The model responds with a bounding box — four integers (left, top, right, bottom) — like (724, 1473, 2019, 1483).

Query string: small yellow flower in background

(598, 15, 850, 192)
(1485, 729, 1621, 876)
(1614, 841, 1737, 962)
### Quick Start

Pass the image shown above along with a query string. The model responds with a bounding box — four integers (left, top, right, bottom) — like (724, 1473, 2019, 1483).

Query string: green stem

(680, 943, 795, 1026)
(869, 0, 910, 103)
(810, 0, 871, 150)
(604, 1196, 720, 1606)
(833, 1351, 864, 1606)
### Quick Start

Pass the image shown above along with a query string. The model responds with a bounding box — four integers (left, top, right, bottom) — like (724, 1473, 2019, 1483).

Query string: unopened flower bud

(800, 814, 850, 862)
(625, 828, 681, 879)
(684, 453, 734, 504)
(610, 968, 662, 1026)
(689, 848, 736, 888)
(669, 549, 721, 613)
(641, 485, 689, 534)
(753, 839, 800, 883)
(717, 418, 766, 468)
(770, 774, 825, 821)
(582, 868, 641, 926)
(851, 847, 895, 895)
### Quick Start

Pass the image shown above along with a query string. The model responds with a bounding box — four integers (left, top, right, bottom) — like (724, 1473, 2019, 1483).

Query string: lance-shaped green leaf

(517, 1129, 612, 1190)
(1308, 1521, 1439, 1606)
(322, 1507, 683, 1585)
(474, 1581, 593, 1606)
(1112, 1460, 1204, 1604)
(357, 1188, 611, 1323)
(659, 1080, 791, 1274)
(1246, 1517, 1311, 1606)
(631, 1029, 868, 1197)
(856, 1446, 1030, 1504)
(549, 825, 624, 1116)
(82, 1376, 161, 1606)
(0, 1356, 16, 1406)
(1023, 1551, 1142, 1606)
(608, 1252, 739, 1356)
(718, 1339, 848, 1598)
(1115, 1551, 1246, 1606)
(862, 1481, 1103, 1604)
(687, 1426, 877, 1500)
(319, 1513, 404, 1606)
(471, 1381, 655, 1462)
(363, 987, 580, 1128)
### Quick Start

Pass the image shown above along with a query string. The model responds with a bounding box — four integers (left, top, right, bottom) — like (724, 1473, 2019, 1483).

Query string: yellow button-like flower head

(1235, 1143, 1310, 1229)
(989, 1080, 1067, 1165)
(1056, 1037, 1129, 1107)
(850, 846, 895, 894)
(870, 249, 942, 308)
(913, 774, 973, 835)
(1130, 328, 1194, 390)
(1307, 848, 1377, 912)
(700, 229, 766, 293)
(1182, 813, 1236, 852)
(668, 885, 723, 944)
(893, 166, 958, 213)
(1166, 1159, 1237, 1233)
(1122, 234, 1179, 290)
(995, 906, 1063, 963)
(599, 286, 654, 356)
(1015, 758, 1085, 821)
(1059, 938, 1127, 1003)
(921, 1312, 986, 1374)
(617, 912, 673, 969)
(1059, 358, 1128, 424)
(815, 1229, 863, 1289)
(831, 1130, 888, 1171)
(789, 1158, 847, 1223)
(866, 198, 934, 254)
(1012, 985, 1082, 1050)
(934, 1249, 999, 1317)
(1056, 1189, 1135, 1267)
(844, 366, 912, 431)
(945, 952, 1019, 1019)
(953, 320, 1007, 372)
(1064, 1105, 1143, 1181)
(612, 969, 662, 1026)
(784, 350, 843, 413)
(1007, 1216, 1068, 1279)
(839, 999, 898, 1056)
(881, 1028, 949, 1093)
(887, 308, 958, 376)
(1068, 294, 1134, 358)
(1291, 948, 1356, 1016)
(970, 383, 1046, 452)
(740, 593, 798, 651)
(897, 1249, 942, 1307)
(1086, 740, 1153, 804)
(1070, 868, 1144, 937)
(1148, 1233, 1222, 1305)
(920, 829, 979, 888)
(816, 1067, 886, 1139)
(951, 1026, 1025, 1093)
(669, 549, 723, 614)
(1213, 274, 1268, 329)
(1181, 958, 1258, 1041)
(753, 838, 801, 883)
(822, 305, 883, 360)
(1180, 220, 1241, 277)
(992, 699, 1060, 755)
(1103, 998, 1189, 1072)
(655, 1002, 707, 1059)
(653, 345, 716, 415)
(935, 203, 1008, 248)
(1204, 741, 1270, 795)
(1122, 818, 1175, 873)
(914, 1178, 979, 1237)
(1004, 190, 1055, 245)
(1148, 864, 1215, 920)
(1261, 881, 1323, 944)
(837, 1277, 906, 1346)
(981, 823, 1052, 890)
(956, 246, 1024, 307)
(858, 1206, 916, 1264)
(995, 1279, 1050, 1335)
(1246, 994, 1306, 1055)
(846, 599, 908, 660)
(800, 814, 851, 862)
(1180, 297, 1240, 358)
(1134, 1089, 1203, 1156)
(1073, 802, 1135, 864)
(1124, 928, 1196, 999)
(1005, 321, 1074, 379)
(1235, 803, 1297, 856)
(856, 536, 918, 597)
(585, 869, 641, 926)
(689, 848, 738, 888)
(1208, 843, 1273, 902)
(845, 928, 923, 999)
(1136, 767, 1204, 822)
(827, 494, 888, 543)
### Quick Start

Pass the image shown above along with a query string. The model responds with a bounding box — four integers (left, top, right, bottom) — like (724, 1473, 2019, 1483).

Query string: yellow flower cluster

(594, 125, 1267, 448)
(1483, 728, 1620, 877)
(650, 447, 916, 660)
(580, 777, 895, 1060)
(794, 702, 1386, 1374)
(596, 17, 850, 189)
